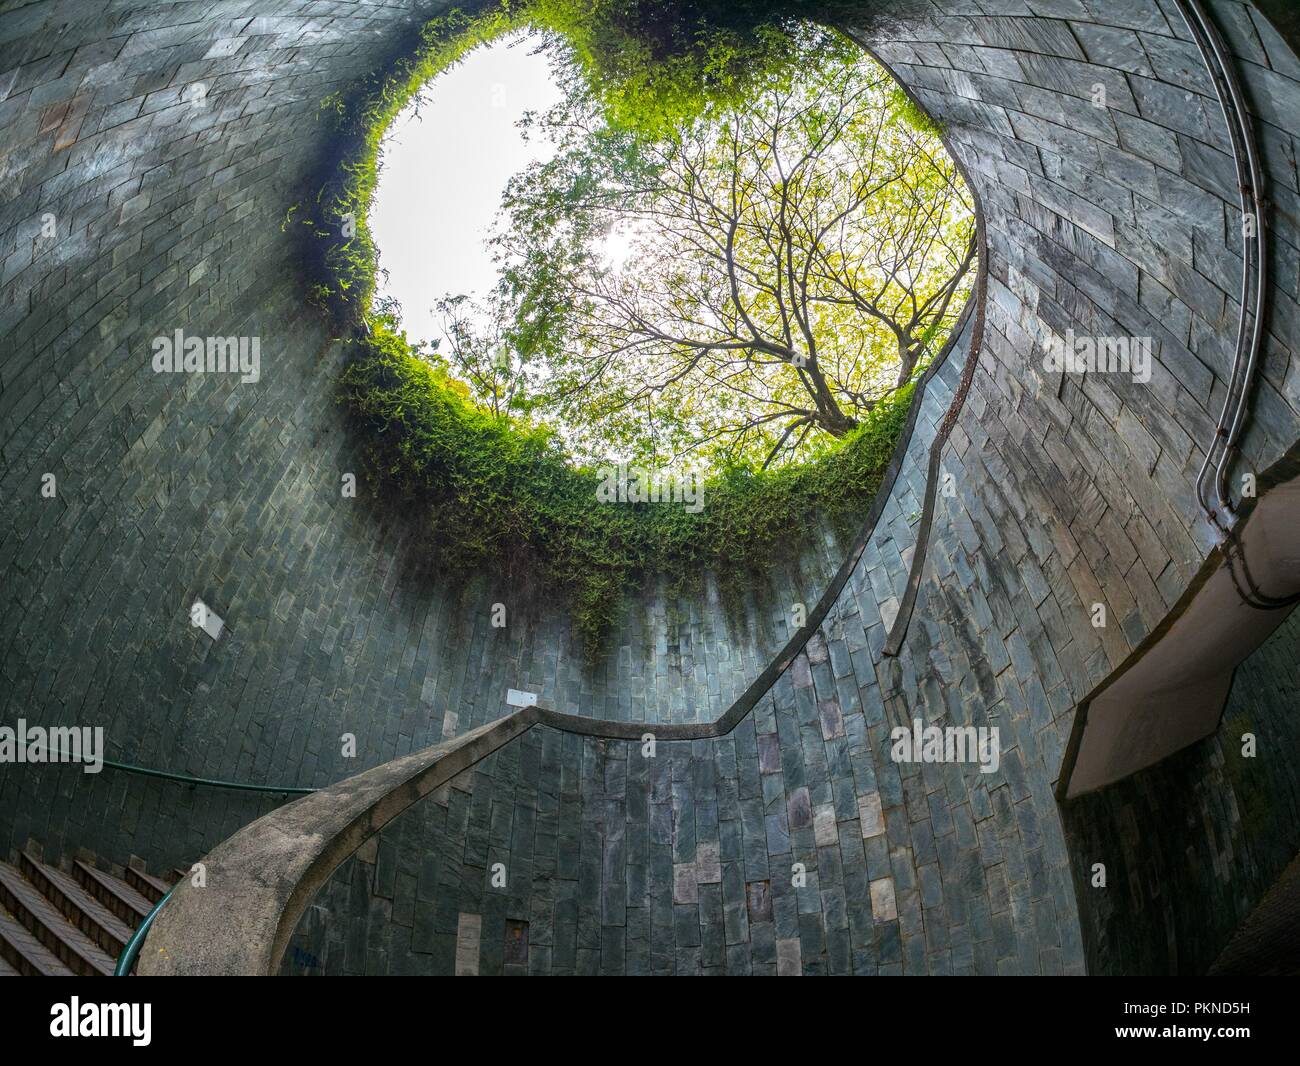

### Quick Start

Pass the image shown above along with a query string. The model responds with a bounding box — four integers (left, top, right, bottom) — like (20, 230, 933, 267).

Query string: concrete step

(0, 846, 187, 976)
(0, 908, 77, 976)
(125, 865, 170, 905)
(0, 863, 115, 976)
(73, 860, 152, 926)
(19, 851, 132, 958)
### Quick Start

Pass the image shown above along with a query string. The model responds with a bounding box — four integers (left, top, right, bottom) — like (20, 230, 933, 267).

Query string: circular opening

(370, 26, 975, 474)
(296, 9, 978, 663)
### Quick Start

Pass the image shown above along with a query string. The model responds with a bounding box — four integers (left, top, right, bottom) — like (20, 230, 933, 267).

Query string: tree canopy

(433, 29, 974, 470)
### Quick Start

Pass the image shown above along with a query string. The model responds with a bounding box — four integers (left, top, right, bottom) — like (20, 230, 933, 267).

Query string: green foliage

(292, 2, 910, 331)
(886, 86, 945, 138)
(482, 41, 972, 469)
(514, 0, 881, 135)
(341, 319, 914, 664)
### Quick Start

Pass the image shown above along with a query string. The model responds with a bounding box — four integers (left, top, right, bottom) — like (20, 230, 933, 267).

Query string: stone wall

(1064, 608, 1300, 976)
(3, 0, 1299, 974)
(0, 0, 843, 876)
(288, 321, 1066, 976)
(860, 0, 1300, 971)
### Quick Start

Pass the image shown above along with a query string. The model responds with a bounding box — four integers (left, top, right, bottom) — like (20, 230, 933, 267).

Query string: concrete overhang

(1060, 457, 1300, 799)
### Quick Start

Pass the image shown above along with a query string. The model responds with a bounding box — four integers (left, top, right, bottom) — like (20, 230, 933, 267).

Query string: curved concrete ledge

(136, 299, 980, 975)
(139, 710, 536, 975)
(535, 292, 979, 743)
(1059, 443, 1300, 797)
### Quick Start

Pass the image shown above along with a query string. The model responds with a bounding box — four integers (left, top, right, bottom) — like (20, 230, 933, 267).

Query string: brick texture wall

(0, 0, 839, 873)
(2, 0, 1298, 974)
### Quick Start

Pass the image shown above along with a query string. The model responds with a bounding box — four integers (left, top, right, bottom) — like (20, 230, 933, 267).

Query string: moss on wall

(341, 318, 914, 663)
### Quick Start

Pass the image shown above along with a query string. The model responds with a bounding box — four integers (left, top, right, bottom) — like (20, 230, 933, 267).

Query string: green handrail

(37, 742, 311, 975)
(25, 743, 317, 796)
(114, 886, 174, 976)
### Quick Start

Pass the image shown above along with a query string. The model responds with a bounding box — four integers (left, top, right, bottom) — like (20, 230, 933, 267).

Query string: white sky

(370, 31, 564, 348)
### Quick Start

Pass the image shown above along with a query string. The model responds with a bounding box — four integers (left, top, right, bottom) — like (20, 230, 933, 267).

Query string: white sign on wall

(191, 598, 225, 640)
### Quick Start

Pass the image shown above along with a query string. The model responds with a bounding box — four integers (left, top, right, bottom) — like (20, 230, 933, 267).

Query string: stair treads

(73, 861, 153, 923)
(0, 864, 115, 976)
(125, 865, 170, 904)
(20, 854, 133, 955)
(0, 911, 76, 977)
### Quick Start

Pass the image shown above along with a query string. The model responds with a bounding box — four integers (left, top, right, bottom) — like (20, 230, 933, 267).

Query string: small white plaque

(191, 598, 225, 640)
(506, 688, 538, 708)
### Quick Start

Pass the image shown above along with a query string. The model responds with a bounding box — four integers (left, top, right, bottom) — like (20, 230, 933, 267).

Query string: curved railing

(23, 742, 316, 796)
(115, 887, 174, 976)
(135, 294, 981, 974)
(138, 712, 537, 974)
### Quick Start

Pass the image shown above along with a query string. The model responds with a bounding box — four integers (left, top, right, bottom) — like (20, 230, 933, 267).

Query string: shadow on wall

(1061, 607, 1300, 975)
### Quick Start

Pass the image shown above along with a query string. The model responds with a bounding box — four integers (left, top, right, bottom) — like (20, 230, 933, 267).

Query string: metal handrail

(23, 743, 317, 796)
(1176, 0, 1269, 537)
(114, 886, 174, 976)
